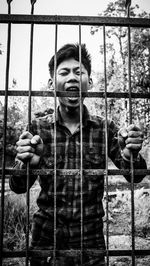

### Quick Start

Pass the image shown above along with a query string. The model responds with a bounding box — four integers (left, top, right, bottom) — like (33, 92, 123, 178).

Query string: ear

(48, 78, 53, 89)
(88, 77, 93, 90)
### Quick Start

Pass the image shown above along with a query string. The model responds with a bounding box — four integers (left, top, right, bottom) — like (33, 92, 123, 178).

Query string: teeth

(68, 97, 78, 101)
(66, 87, 79, 102)
(67, 87, 79, 91)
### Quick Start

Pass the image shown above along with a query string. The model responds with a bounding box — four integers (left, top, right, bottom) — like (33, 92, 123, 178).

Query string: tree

(91, 1, 150, 133)
(0, 79, 55, 166)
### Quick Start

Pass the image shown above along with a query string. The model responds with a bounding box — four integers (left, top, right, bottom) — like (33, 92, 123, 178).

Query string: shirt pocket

(39, 154, 64, 191)
(42, 153, 64, 169)
(83, 146, 105, 169)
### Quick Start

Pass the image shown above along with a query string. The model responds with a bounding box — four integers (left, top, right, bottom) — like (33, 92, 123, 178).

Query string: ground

(2, 169, 150, 265)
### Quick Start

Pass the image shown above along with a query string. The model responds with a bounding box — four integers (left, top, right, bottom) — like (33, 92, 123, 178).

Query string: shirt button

(68, 201, 71, 206)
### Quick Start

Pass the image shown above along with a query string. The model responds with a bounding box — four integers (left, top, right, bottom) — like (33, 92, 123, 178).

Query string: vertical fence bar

(79, 24, 83, 265)
(26, 2, 36, 265)
(0, 2, 12, 266)
(103, 24, 109, 266)
(53, 23, 58, 266)
(126, 2, 135, 265)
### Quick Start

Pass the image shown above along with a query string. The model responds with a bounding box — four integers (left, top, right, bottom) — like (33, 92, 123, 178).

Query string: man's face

(52, 58, 90, 109)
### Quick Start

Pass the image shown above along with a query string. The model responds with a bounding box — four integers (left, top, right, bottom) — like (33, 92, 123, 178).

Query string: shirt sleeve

(9, 119, 40, 194)
(108, 120, 147, 183)
(9, 159, 38, 194)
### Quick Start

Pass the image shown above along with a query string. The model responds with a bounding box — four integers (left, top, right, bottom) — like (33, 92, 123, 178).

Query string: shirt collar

(51, 105, 99, 126)
(82, 105, 96, 126)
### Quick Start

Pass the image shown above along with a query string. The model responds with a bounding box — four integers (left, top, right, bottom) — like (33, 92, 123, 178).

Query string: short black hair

(48, 43, 91, 77)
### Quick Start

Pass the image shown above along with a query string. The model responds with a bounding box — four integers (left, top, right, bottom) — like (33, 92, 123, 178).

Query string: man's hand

(16, 131, 43, 166)
(118, 124, 143, 161)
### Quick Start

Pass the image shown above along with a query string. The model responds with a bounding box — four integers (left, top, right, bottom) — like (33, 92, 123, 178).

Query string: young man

(10, 43, 146, 266)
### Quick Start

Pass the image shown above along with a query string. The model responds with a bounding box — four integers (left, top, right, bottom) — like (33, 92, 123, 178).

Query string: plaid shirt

(10, 105, 146, 265)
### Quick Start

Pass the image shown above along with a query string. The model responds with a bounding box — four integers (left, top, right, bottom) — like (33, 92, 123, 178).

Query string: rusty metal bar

(1, 168, 149, 176)
(2, 168, 149, 176)
(0, 90, 150, 99)
(3, 248, 150, 258)
(53, 23, 58, 266)
(0, 14, 150, 28)
(79, 24, 83, 265)
(103, 24, 109, 266)
(126, 2, 136, 265)
(0, 2, 12, 266)
(25, 2, 36, 265)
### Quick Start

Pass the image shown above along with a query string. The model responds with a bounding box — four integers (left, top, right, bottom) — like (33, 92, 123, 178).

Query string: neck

(60, 104, 81, 123)
(59, 104, 83, 133)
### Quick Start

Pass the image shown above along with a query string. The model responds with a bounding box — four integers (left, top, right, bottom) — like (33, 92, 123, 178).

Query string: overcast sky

(0, 0, 150, 90)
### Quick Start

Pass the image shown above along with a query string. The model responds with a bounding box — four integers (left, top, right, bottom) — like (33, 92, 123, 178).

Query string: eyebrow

(58, 66, 85, 73)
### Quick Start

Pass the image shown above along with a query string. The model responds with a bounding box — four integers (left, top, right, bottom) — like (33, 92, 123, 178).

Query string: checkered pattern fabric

(10, 105, 146, 265)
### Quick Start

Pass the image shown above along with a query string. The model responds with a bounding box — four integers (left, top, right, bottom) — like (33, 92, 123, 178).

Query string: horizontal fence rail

(0, 90, 150, 98)
(0, 14, 150, 27)
(1, 168, 150, 176)
(2, 249, 150, 258)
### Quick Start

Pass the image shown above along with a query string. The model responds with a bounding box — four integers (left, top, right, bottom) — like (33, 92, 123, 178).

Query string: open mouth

(66, 87, 79, 102)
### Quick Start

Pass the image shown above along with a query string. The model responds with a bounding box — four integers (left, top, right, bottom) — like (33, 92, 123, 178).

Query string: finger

(31, 135, 43, 146)
(16, 138, 32, 147)
(128, 130, 143, 138)
(19, 131, 33, 140)
(16, 145, 35, 154)
(118, 128, 128, 138)
(16, 152, 34, 161)
(127, 124, 141, 132)
(125, 137, 143, 145)
(126, 143, 142, 150)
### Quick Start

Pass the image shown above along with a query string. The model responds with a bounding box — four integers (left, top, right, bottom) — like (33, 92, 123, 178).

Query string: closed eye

(76, 71, 85, 75)
(58, 70, 68, 76)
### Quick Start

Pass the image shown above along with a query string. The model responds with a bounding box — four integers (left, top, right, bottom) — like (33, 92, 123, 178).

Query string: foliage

(3, 186, 39, 251)
(90, 1, 150, 136)
(3, 193, 27, 251)
(0, 82, 54, 166)
(0, 97, 26, 166)
(0, 121, 24, 166)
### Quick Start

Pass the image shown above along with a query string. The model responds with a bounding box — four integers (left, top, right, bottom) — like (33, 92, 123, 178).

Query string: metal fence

(0, 0, 150, 265)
